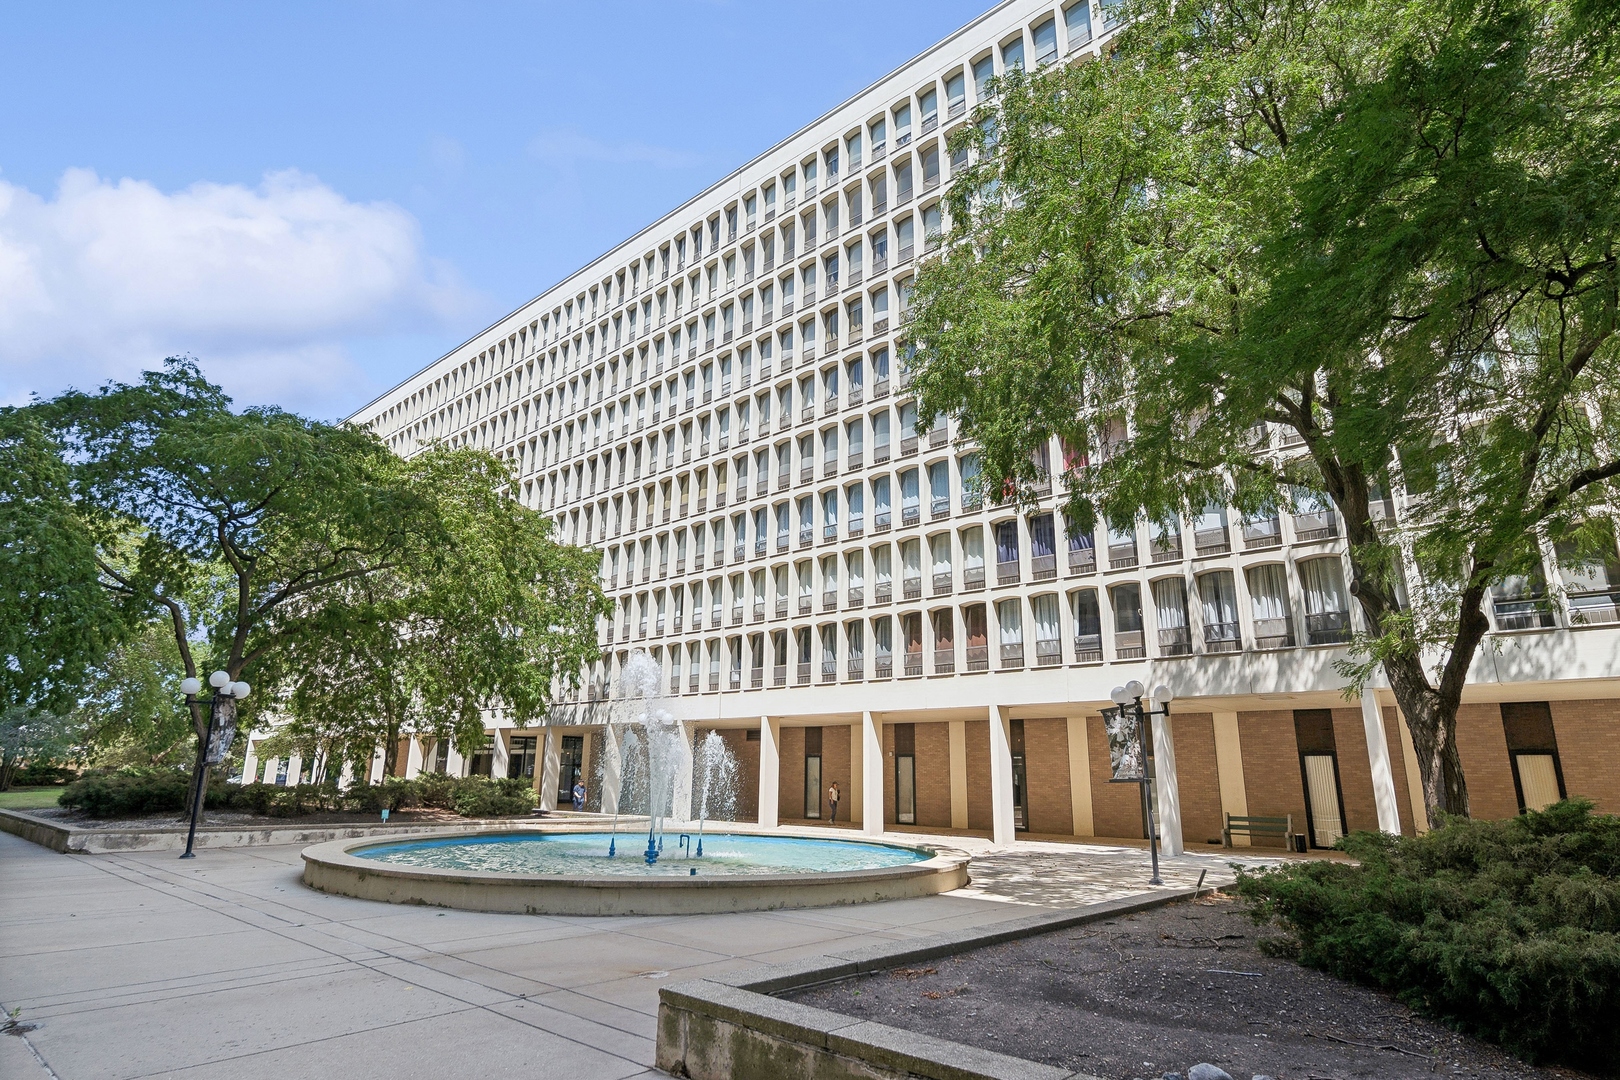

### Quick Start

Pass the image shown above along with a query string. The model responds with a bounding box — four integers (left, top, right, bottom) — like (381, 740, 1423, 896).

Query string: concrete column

(1360, 690, 1403, 834)
(286, 753, 303, 787)
(1211, 711, 1249, 846)
(240, 741, 258, 786)
(404, 737, 425, 780)
(539, 728, 561, 812)
(988, 706, 1016, 847)
(261, 753, 277, 785)
(849, 721, 864, 826)
(337, 758, 354, 789)
(1066, 717, 1094, 837)
(948, 720, 969, 830)
(861, 710, 883, 837)
(758, 715, 781, 829)
(492, 729, 511, 781)
(1150, 712, 1184, 857)
(671, 721, 695, 823)
(1396, 713, 1429, 834)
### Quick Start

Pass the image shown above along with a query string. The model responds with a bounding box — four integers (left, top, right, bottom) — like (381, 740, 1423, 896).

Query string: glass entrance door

(558, 735, 584, 807)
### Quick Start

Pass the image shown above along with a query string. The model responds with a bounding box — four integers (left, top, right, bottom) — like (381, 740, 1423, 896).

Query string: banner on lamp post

(1103, 705, 1144, 782)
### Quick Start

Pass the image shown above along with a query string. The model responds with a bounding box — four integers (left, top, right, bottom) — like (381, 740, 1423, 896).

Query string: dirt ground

(788, 895, 1595, 1080)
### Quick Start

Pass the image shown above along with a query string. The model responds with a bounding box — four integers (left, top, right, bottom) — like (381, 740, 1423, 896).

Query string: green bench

(1222, 813, 1294, 849)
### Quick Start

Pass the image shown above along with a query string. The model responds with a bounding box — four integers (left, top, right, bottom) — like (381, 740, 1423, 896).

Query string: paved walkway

(0, 829, 1267, 1080)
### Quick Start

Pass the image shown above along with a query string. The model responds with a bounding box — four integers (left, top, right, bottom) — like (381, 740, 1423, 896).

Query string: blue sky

(0, 1, 988, 418)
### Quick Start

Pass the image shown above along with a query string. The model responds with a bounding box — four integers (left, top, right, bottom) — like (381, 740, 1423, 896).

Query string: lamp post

(178, 670, 251, 860)
(1109, 680, 1175, 886)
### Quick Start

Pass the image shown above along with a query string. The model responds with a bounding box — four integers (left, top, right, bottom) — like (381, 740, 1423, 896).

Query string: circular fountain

(300, 653, 969, 915)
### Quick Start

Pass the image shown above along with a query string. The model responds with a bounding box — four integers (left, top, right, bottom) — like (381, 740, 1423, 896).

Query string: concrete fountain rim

(299, 823, 973, 915)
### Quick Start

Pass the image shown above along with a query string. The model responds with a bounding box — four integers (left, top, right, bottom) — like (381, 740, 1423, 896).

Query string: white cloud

(0, 167, 475, 415)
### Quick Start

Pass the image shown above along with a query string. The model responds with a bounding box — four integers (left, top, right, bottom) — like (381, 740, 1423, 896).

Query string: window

(972, 55, 995, 100)
(1299, 557, 1351, 644)
(894, 102, 912, 146)
(507, 736, 538, 780)
(1151, 577, 1191, 655)
(894, 723, 916, 823)
(1071, 588, 1103, 660)
(804, 727, 823, 819)
(1555, 527, 1620, 625)
(1111, 582, 1144, 657)
(1295, 710, 1345, 848)
(1064, 1, 1093, 48)
(997, 598, 1023, 667)
(945, 71, 966, 116)
(1002, 34, 1025, 70)
(1198, 571, 1241, 652)
(918, 87, 937, 127)
(1033, 18, 1058, 64)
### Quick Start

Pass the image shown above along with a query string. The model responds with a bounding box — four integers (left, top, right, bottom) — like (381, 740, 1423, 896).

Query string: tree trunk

(1382, 655, 1471, 828)
(382, 718, 401, 780)
(184, 698, 211, 821)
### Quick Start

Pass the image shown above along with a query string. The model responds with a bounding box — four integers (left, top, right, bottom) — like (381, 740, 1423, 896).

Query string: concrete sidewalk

(0, 830, 1255, 1079)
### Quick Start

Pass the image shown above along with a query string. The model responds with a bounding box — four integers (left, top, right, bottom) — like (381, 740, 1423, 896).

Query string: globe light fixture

(208, 670, 231, 689)
(1124, 679, 1146, 700)
(231, 682, 251, 699)
(179, 677, 202, 696)
(1152, 684, 1175, 705)
(1109, 685, 1129, 705)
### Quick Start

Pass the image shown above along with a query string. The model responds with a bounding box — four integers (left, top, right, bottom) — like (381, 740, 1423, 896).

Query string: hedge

(1233, 800, 1620, 1073)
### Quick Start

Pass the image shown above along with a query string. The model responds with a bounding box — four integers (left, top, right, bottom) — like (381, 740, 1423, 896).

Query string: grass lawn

(0, 787, 65, 810)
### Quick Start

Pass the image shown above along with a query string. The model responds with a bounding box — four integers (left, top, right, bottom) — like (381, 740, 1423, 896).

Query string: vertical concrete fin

(1361, 692, 1402, 834)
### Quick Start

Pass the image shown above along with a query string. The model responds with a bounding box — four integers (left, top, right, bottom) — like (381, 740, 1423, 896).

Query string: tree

(0, 411, 115, 717)
(0, 707, 80, 791)
(31, 360, 606, 807)
(259, 446, 608, 779)
(74, 619, 204, 769)
(909, 0, 1619, 825)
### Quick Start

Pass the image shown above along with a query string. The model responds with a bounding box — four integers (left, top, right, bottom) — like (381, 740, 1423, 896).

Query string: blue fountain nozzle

(608, 837, 616, 857)
(690, 867, 697, 876)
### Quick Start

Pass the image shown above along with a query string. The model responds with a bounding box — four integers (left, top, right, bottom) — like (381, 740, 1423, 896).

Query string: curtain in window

(1029, 513, 1056, 558)
(1245, 564, 1291, 620)
(997, 600, 1023, 645)
(1032, 594, 1061, 643)
(1199, 572, 1239, 626)
(996, 520, 1020, 563)
(930, 534, 952, 575)
(1071, 590, 1102, 636)
(962, 528, 985, 570)
(1152, 578, 1189, 629)
(1299, 558, 1348, 614)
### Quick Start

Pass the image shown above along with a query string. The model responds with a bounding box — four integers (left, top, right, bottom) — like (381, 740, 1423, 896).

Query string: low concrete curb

(301, 828, 971, 916)
(0, 808, 543, 854)
(657, 886, 1203, 1080)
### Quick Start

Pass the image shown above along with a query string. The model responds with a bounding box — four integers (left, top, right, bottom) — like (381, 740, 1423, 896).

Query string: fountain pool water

(355, 831, 929, 877)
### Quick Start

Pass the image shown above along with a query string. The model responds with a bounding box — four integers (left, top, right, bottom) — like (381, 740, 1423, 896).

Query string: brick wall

(1550, 699, 1620, 814)
(823, 725, 852, 823)
(1237, 710, 1307, 848)
(708, 728, 758, 822)
(1453, 703, 1519, 820)
(965, 719, 993, 831)
(1329, 707, 1380, 834)
(1170, 713, 1224, 847)
(1022, 718, 1073, 835)
(778, 726, 808, 820)
(882, 723, 897, 825)
(915, 722, 954, 828)
(1088, 715, 1146, 839)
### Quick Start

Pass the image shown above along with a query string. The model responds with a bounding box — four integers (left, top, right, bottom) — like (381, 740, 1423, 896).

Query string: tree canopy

(27, 359, 607, 794)
(909, 0, 1619, 823)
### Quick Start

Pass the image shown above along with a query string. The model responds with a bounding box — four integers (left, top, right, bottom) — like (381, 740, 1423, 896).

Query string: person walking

(828, 781, 840, 824)
(572, 779, 587, 811)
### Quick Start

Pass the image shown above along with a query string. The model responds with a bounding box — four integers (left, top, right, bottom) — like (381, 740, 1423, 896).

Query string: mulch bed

(787, 894, 1595, 1080)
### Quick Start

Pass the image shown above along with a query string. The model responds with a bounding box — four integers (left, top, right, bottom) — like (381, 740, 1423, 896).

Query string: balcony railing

(1203, 623, 1242, 653)
(932, 571, 953, 596)
(997, 560, 1020, 586)
(1252, 616, 1294, 649)
(903, 653, 924, 677)
(1242, 518, 1283, 550)
(1108, 542, 1139, 569)
(1305, 610, 1353, 645)
(933, 647, 955, 674)
(1074, 633, 1103, 663)
(1158, 626, 1193, 657)
(1194, 527, 1231, 557)
(1115, 629, 1146, 659)
(963, 566, 985, 591)
(1292, 511, 1339, 543)
(1068, 547, 1097, 575)
(999, 642, 1024, 669)
(796, 662, 811, 685)
(1491, 597, 1557, 632)
(1568, 590, 1620, 626)
(1031, 553, 1057, 581)
(773, 664, 787, 687)
(1035, 639, 1063, 667)
(903, 577, 922, 600)
(965, 644, 989, 672)
(874, 657, 893, 679)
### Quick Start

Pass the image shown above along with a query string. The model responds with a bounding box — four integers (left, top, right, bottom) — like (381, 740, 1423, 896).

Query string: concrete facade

(231, 0, 1620, 849)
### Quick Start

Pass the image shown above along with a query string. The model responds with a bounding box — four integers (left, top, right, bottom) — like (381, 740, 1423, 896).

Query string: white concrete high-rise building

(285, 0, 1620, 849)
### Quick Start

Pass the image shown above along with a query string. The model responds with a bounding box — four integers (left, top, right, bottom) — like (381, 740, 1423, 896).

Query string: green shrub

(1233, 800, 1620, 1073)
(15, 761, 78, 786)
(451, 776, 537, 818)
(59, 768, 218, 817)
